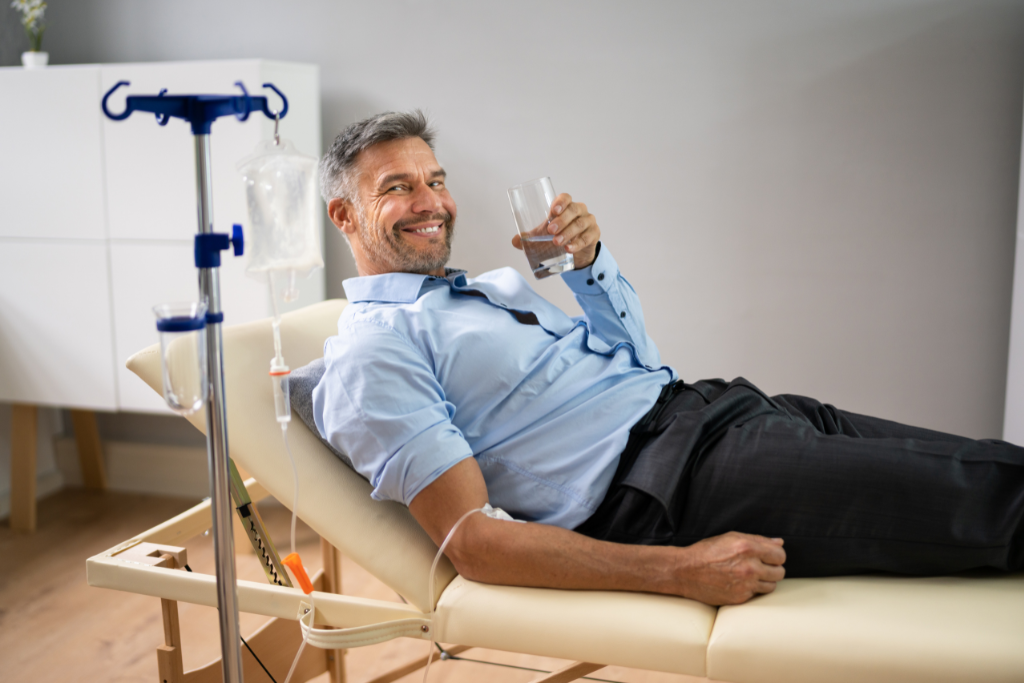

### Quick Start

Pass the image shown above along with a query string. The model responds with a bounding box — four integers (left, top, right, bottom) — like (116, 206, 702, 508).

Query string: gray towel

(286, 358, 358, 474)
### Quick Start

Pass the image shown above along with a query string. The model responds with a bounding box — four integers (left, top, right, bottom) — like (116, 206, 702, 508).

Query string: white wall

(2, 0, 1022, 453)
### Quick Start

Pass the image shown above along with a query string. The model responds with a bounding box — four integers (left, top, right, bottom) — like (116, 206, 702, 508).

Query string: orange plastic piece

(282, 552, 314, 595)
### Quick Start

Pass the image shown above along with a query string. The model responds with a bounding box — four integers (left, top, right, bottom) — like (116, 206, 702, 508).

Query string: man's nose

(410, 182, 443, 213)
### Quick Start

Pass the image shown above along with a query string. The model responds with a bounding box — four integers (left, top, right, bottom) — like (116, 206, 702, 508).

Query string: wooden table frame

(87, 478, 604, 683)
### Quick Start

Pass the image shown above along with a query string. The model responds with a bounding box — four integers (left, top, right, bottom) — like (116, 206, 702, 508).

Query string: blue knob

(232, 224, 244, 257)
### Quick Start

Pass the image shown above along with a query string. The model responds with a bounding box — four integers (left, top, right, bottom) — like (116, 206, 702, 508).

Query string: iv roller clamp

(103, 80, 294, 683)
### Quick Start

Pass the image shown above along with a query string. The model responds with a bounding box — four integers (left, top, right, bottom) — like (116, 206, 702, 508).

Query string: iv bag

(237, 138, 324, 300)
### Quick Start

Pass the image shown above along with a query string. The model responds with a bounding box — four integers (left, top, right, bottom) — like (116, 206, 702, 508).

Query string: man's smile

(401, 221, 444, 237)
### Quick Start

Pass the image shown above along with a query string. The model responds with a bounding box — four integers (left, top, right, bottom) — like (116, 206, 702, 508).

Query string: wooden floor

(0, 489, 706, 683)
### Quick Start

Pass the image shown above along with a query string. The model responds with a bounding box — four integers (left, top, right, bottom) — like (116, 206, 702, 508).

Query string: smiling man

(312, 110, 1024, 607)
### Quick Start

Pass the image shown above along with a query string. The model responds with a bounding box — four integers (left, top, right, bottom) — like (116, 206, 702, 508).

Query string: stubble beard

(356, 203, 456, 275)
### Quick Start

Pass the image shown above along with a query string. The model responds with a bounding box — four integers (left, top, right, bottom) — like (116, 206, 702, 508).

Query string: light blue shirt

(312, 245, 675, 529)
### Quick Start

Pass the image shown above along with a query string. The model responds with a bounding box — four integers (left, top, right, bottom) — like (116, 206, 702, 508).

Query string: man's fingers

(755, 580, 778, 595)
(550, 193, 573, 219)
(758, 541, 787, 567)
(511, 233, 524, 250)
(553, 214, 591, 247)
(760, 562, 786, 582)
(548, 200, 586, 234)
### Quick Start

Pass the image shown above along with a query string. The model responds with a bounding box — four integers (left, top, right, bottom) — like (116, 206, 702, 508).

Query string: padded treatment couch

(122, 299, 1024, 683)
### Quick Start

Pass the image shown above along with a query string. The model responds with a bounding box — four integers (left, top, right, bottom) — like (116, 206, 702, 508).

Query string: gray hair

(318, 110, 436, 204)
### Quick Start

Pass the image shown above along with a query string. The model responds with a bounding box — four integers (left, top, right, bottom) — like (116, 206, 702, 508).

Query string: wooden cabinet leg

(10, 404, 38, 533)
(69, 409, 107, 490)
(320, 537, 346, 683)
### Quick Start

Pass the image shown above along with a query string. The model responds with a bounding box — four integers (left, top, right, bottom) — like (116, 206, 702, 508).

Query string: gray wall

(4, 0, 1024, 440)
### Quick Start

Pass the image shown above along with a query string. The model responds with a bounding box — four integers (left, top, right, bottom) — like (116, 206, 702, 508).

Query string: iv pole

(103, 81, 292, 683)
(194, 130, 244, 683)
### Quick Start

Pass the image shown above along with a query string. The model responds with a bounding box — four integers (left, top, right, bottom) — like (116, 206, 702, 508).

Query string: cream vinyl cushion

(128, 299, 718, 677)
(708, 574, 1024, 683)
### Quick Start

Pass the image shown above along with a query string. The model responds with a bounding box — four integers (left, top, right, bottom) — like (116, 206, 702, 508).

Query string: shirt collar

(342, 267, 469, 303)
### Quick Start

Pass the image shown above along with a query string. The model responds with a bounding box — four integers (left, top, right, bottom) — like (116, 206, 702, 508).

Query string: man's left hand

(511, 193, 601, 270)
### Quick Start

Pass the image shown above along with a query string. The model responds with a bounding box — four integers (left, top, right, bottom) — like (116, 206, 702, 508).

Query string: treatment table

(87, 299, 1024, 683)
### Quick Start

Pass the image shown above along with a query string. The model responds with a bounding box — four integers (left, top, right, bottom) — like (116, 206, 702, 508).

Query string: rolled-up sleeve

(313, 320, 474, 505)
(561, 243, 662, 368)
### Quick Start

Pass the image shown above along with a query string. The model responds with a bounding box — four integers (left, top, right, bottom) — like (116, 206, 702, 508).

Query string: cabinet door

(0, 66, 106, 240)
(100, 61, 264, 242)
(0, 240, 117, 409)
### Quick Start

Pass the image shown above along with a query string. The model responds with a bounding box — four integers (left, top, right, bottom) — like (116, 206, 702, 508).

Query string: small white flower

(11, 0, 47, 50)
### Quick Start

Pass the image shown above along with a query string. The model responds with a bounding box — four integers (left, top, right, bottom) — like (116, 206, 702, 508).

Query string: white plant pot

(21, 51, 49, 69)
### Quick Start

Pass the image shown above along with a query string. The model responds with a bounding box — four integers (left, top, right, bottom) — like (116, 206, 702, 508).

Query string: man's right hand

(673, 532, 786, 605)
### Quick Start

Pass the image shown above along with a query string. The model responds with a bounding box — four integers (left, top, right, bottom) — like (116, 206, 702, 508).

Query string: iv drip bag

(237, 138, 324, 297)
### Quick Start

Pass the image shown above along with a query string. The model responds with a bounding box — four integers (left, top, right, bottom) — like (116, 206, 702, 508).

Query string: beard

(356, 205, 456, 275)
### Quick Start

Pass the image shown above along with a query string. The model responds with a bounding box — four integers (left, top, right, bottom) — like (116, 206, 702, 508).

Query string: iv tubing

(421, 506, 486, 683)
(283, 425, 298, 557)
(269, 271, 286, 369)
(283, 593, 315, 683)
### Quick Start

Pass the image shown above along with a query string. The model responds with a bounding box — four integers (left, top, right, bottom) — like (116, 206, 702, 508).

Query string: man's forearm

(408, 458, 785, 606)
(448, 515, 680, 595)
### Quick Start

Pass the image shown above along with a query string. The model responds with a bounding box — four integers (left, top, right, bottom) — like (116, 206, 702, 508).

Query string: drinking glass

(508, 177, 574, 279)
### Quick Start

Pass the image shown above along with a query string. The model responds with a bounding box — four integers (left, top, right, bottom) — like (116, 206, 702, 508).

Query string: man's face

(345, 137, 457, 277)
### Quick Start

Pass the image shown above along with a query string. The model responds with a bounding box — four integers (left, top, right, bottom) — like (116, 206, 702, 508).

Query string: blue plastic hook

(233, 81, 251, 122)
(101, 80, 132, 120)
(260, 83, 289, 120)
(100, 81, 289, 135)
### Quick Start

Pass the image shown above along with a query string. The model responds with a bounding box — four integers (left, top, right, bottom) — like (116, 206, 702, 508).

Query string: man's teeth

(411, 225, 440, 234)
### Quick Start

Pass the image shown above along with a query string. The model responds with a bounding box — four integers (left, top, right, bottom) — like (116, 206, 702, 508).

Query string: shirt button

(586, 278, 595, 286)
(620, 311, 626, 318)
(597, 273, 605, 281)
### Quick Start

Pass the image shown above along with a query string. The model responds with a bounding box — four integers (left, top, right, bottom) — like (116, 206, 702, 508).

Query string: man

(312, 111, 1024, 606)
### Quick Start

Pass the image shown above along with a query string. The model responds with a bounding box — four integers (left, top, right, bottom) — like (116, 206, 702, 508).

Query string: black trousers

(575, 378, 1024, 577)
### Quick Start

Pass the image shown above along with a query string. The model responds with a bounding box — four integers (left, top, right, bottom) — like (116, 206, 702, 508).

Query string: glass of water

(508, 177, 574, 279)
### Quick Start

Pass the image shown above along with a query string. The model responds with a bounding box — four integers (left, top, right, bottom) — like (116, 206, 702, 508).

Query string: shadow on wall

(318, 90, 378, 297)
(642, 1, 1024, 439)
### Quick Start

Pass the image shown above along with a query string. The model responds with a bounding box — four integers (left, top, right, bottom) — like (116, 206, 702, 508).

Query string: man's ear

(327, 198, 357, 236)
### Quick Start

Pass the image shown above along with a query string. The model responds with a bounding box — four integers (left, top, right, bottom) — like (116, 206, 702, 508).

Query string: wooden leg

(157, 554, 185, 683)
(528, 661, 605, 683)
(69, 409, 107, 489)
(320, 537, 346, 683)
(181, 594, 329, 683)
(10, 404, 38, 533)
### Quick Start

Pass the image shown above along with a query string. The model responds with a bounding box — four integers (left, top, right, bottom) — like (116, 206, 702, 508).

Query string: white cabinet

(0, 66, 107, 241)
(0, 60, 324, 414)
(0, 241, 118, 409)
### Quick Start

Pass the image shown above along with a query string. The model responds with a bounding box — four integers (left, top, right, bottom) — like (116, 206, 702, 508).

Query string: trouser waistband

(610, 379, 687, 487)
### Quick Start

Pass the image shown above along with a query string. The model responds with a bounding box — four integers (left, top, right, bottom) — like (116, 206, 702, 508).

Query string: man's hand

(673, 532, 786, 606)
(511, 192, 601, 269)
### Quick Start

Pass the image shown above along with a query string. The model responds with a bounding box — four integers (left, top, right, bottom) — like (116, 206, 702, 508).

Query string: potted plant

(11, 0, 48, 68)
